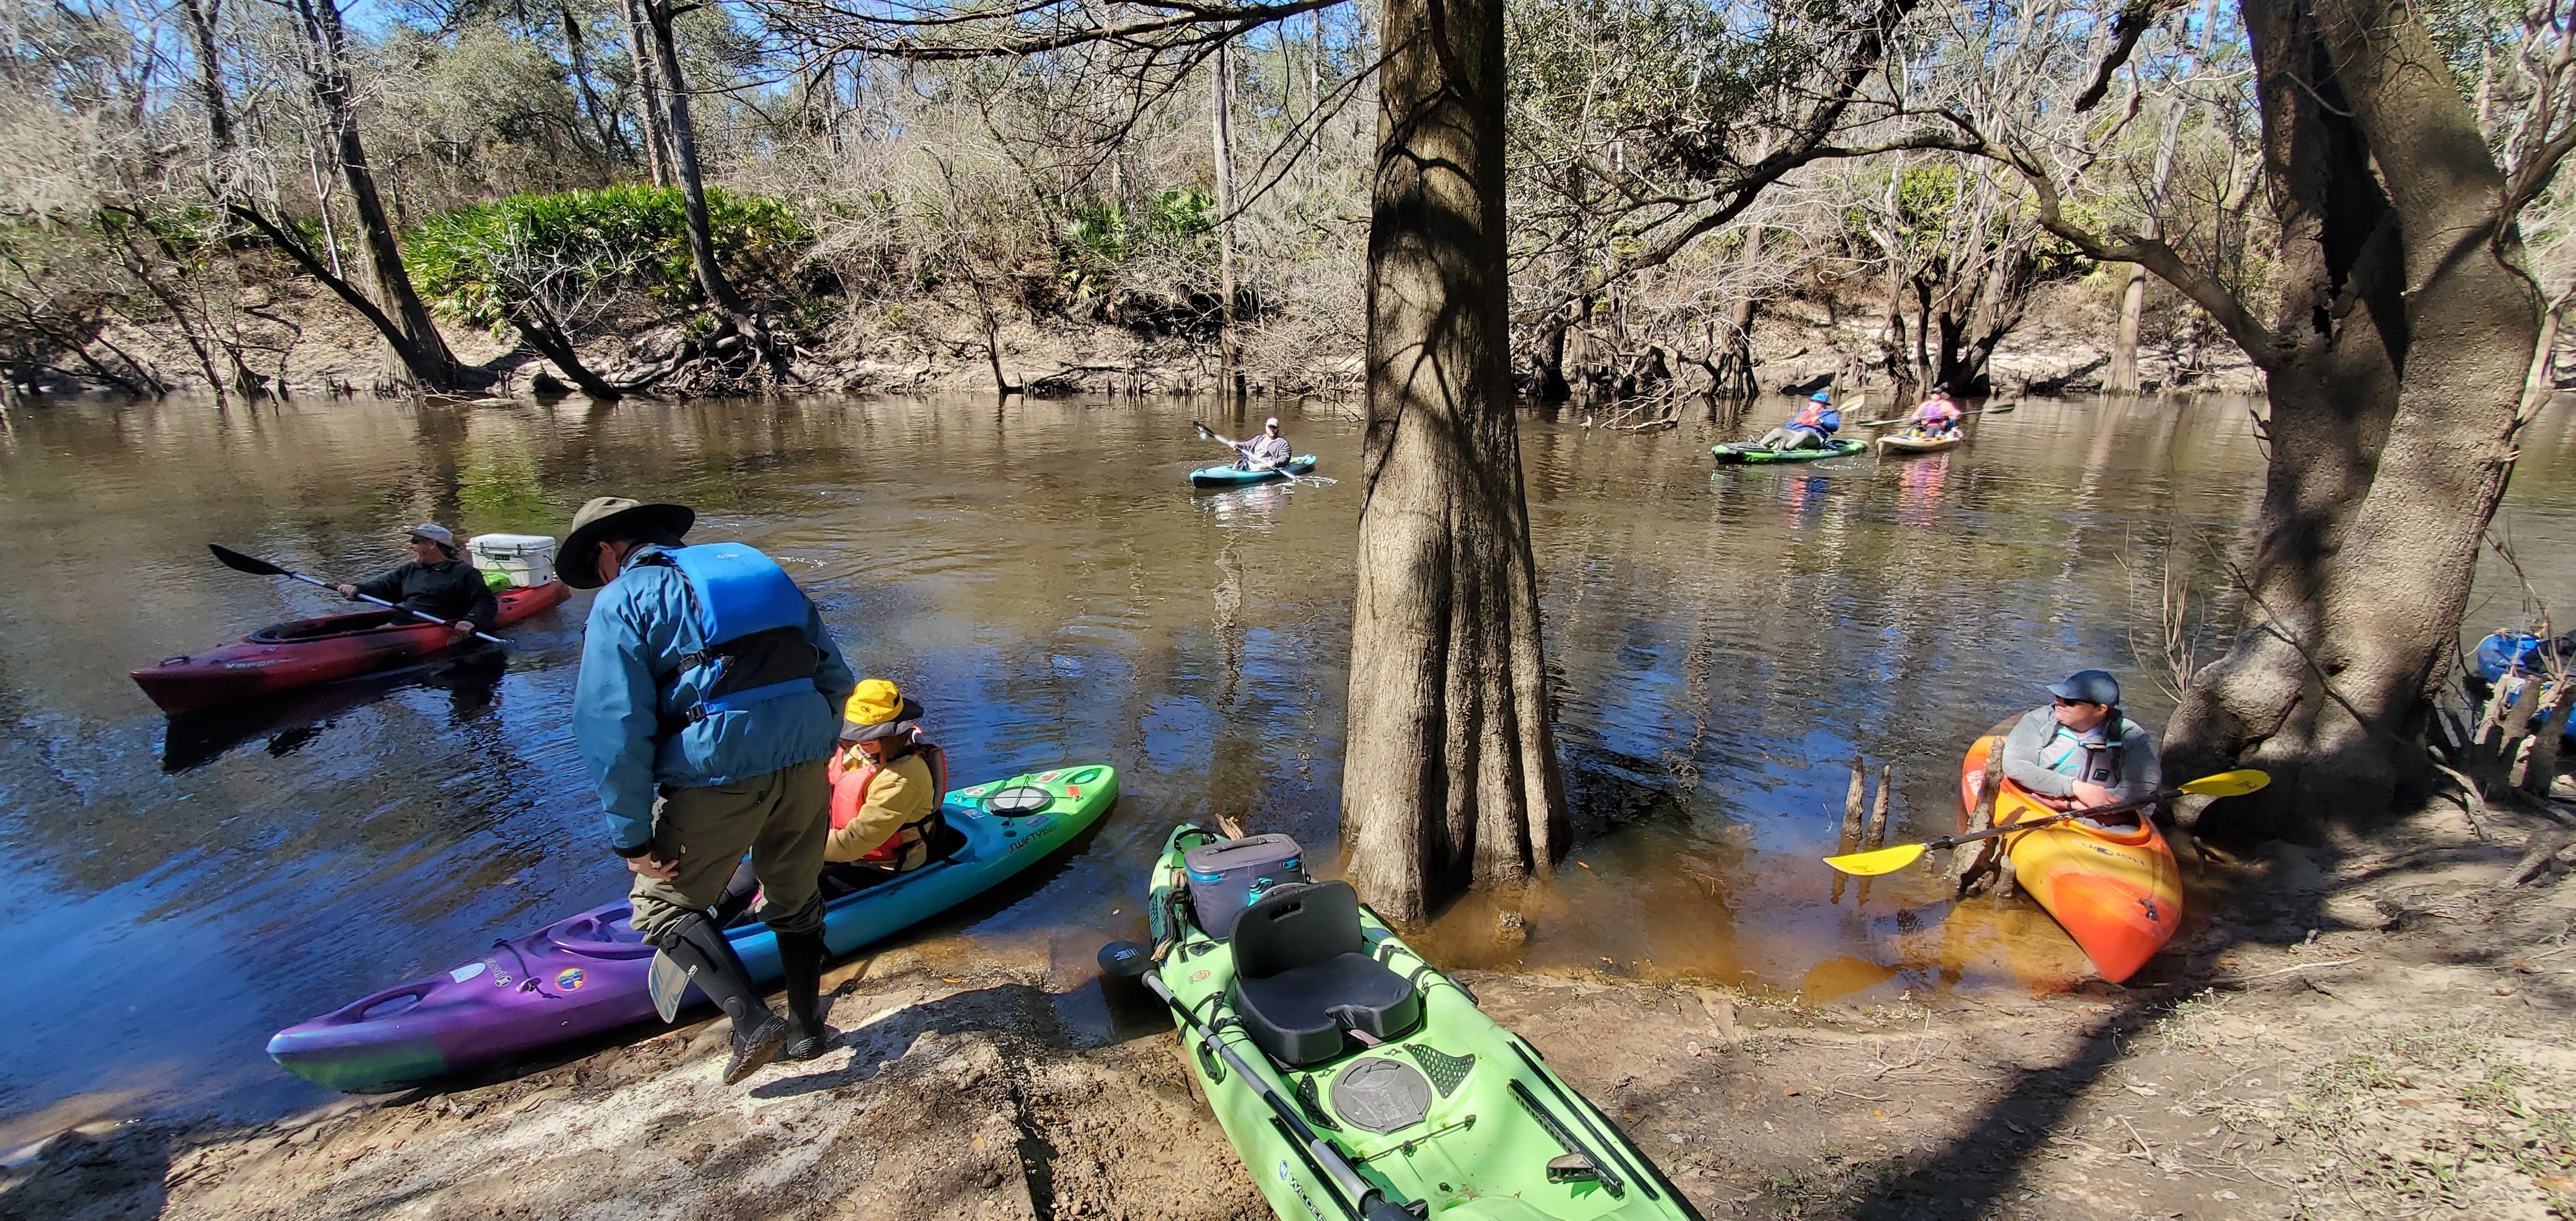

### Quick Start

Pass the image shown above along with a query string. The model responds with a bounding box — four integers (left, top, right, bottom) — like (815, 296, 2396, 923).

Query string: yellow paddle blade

(1821, 841, 1930, 877)
(2177, 769, 2269, 798)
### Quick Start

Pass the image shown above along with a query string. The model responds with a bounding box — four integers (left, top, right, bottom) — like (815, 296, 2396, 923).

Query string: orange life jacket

(829, 739, 951, 868)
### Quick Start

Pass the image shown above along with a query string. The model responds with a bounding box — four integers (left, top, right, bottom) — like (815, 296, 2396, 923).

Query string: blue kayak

(1189, 455, 1318, 488)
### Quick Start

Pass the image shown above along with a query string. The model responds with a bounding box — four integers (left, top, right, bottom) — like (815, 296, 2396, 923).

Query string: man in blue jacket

(562, 496, 857, 1083)
(1760, 390, 1843, 451)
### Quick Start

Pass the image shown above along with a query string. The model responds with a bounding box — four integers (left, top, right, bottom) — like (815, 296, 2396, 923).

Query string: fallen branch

(2501, 830, 2574, 888)
(2430, 761, 2493, 841)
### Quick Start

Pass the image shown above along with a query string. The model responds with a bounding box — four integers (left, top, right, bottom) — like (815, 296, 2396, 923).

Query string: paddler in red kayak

(334, 523, 496, 640)
(2001, 669, 2162, 825)
(564, 496, 857, 1082)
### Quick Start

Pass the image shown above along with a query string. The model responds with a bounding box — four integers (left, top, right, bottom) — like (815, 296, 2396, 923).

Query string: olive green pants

(628, 758, 830, 941)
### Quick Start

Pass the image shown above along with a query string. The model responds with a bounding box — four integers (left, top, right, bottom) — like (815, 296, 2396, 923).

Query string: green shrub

(406, 185, 811, 326)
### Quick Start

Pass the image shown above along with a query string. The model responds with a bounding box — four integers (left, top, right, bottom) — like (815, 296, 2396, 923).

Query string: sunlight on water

(0, 390, 2569, 1131)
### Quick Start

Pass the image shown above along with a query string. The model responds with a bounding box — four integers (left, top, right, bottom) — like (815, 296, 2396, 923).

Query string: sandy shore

(6, 796, 2570, 1221)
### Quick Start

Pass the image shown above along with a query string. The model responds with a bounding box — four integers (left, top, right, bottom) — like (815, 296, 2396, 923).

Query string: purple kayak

(268, 765, 1116, 1092)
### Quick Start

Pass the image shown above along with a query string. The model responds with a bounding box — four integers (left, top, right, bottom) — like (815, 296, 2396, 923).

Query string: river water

(1, 391, 2570, 1142)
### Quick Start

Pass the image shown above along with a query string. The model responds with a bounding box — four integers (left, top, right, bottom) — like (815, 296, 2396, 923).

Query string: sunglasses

(2054, 697, 2100, 708)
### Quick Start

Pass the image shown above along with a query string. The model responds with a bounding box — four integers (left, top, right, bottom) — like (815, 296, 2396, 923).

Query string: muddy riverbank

(11, 794, 2569, 1221)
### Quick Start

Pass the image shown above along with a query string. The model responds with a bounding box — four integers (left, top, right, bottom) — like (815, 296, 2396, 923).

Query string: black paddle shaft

(208, 544, 509, 646)
(1931, 784, 2183, 851)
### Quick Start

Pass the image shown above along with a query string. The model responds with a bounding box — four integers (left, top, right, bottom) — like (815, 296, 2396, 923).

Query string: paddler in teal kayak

(1232, 417, 1294, 470)
(1759, 390, 1842, 451)
(334, 523, 496, 640)
(709, 678, 953, 922)
(563, 496, 857, 1082)
(825, 679, 951, 883)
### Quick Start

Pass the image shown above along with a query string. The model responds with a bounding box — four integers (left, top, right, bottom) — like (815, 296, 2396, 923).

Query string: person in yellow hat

(823, 680, 951, 883)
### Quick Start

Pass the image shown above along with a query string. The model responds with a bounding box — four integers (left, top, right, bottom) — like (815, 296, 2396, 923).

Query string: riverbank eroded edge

(5, 796, 2571, 1221)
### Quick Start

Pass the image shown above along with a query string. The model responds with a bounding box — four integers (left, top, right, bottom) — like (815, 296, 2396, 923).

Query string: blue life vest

(2475, 631, 2560, 684)
(639, 543, 819, 734)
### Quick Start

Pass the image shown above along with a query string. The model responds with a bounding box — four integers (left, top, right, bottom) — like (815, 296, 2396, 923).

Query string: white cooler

(468, 533, 558, 588)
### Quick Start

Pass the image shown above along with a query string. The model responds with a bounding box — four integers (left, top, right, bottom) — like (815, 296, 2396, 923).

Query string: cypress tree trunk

(1342, 0, 1568, 921)
(621, 0, 674, 186)
(640, 0, 785, 381)
(2161, 0, 2540, 837)
(291, 0, 464, 392)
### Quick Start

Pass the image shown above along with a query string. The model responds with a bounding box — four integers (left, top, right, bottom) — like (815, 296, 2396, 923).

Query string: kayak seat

(1228, 881, 1422, 1068)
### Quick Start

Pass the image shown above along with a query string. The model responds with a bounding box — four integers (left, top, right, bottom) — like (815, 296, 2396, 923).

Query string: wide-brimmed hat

(841, 678, 925, 742)
(560, 496, 694, 589)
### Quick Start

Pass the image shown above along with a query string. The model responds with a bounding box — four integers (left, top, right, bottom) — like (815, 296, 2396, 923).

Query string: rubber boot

(657, 913, 788, 1085)
(776, 929, 832, 1062)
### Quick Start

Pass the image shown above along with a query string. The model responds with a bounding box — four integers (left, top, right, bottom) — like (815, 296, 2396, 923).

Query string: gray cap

(408, 523, 456, 548)
(2043, 669, 2121, 706)
(1264, 417, 1281, 428)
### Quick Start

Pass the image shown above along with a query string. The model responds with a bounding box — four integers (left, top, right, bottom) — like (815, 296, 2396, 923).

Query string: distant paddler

(1758, 390, 1843, 452)
(562, 495, 856, 1082)
(2004, 668, 2162, 824)
(1204, 416, 1294, 471)
(333, 523, 496, 641)
(1900, 385, 1964, 438)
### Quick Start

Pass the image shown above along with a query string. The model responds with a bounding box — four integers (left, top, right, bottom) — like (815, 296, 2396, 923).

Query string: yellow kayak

(1959, 725, 2181, 983)
(1876, 432, 1962, 456)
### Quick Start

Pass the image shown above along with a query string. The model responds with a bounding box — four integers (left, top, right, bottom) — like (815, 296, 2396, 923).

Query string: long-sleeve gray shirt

(1236, 434, 1294, 466)
(2000, 706, 2161, 806)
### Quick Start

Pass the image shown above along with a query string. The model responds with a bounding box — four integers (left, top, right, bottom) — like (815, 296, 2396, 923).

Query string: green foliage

(1508, 0, 1811, 177)
(1057, 188, 1215, 296)
(405, 185, 811, 325)
(1062, 189, 1214, 263)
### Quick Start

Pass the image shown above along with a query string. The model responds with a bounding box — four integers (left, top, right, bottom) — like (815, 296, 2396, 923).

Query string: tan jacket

(826, 750, 936, 867)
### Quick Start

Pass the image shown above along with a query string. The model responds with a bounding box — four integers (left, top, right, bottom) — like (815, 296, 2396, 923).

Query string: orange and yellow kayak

(1958, 726, 2180, 983)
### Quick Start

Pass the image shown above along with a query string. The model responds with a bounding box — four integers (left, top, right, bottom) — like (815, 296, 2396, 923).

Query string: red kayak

(132, 581, 572, 714)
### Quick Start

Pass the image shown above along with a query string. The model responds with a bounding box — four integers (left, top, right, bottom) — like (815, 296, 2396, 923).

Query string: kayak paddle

(1857, 401, 2017, 428)
(1099, 940, 1418, 1221)
(1192, 420, 1305, 485)
(209, 543, 509, 646)
(1821, 769, 2269, 876)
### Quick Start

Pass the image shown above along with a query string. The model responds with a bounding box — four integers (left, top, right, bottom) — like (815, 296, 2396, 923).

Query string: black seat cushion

(1228, 881, 1422, 1067)
(1234, 953, 1422, 1066)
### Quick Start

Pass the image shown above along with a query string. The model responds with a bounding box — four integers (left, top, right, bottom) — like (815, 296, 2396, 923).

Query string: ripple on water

(0, 391, 2569, 1133)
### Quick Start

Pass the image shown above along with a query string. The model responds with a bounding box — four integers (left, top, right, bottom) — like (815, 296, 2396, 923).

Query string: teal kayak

(1104, 824, 1702, 1220)
(268, 765, 1117, 1092)
(1191, 455, 1319, 488)
(1712, 438, 1868, 464)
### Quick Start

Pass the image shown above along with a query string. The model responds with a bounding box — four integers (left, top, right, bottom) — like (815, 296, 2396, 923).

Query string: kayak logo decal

(1276, 1160, 1325, 1220)
(555, 968, 587, 992)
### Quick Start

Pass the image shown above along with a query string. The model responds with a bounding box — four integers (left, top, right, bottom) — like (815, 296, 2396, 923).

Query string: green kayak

(1102, 825, 1701, 1221)
(1710, 438, 1867, 464)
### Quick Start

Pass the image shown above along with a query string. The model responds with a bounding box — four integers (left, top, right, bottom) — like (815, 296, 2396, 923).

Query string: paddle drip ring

(986, 785, 1054, 816)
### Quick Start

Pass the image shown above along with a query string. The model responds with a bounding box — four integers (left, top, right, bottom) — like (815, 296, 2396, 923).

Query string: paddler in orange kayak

(2001, 669, 2162, 825)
